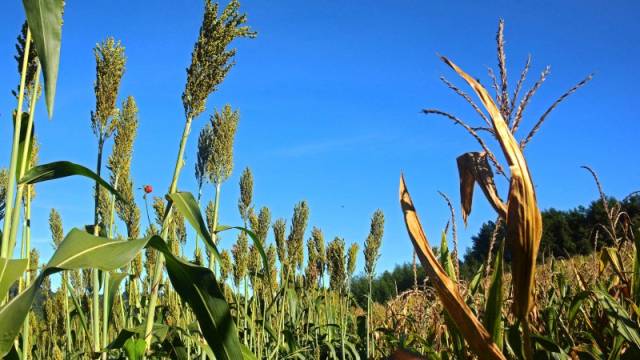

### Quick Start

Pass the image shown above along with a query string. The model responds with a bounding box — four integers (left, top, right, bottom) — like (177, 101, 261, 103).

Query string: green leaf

(148, 236, 242, 360)
(123, 338, 146, 360)
(0, 228, 242, 359)
(438, 231, 457, 281)
(217, 225, 271, 285)
(468, 263, 484, 296)
(0, 228, 148, 357)
(531, 334, 568, 356)
(65, 276, 91, 348)
(593, 289, 640, 348)
(167, 192, 221, 262)
(19, 161, 124, 202)
(484, 238, 504, 350)
(167, 193, 271, 284)
(108, 324, 169, 350)
(21, 0, 64, 118)
(568, 291, 591, 325)
(106, 272, 127, 325)
(0, 257, 28, 301)
(241, 344, 257, 360)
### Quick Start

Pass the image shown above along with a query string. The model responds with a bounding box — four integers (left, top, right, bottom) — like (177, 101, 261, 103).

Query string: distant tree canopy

(351, 262, 426, 307)
(460, 194, 640, 278)
(353, 194, 640, 305)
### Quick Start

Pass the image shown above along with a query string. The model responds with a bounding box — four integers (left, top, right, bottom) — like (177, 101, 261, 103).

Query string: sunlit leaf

(21, 0, 65, 118)
(399, 174, 505, 359)
(0, 258, 27, 302)
(19, 161, 124, 202)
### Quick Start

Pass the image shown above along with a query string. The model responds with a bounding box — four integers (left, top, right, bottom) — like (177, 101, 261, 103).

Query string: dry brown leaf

(457, 152, 507, 225)
(441, 56, 542, 321)
(400, 175, 506, 360)
(506, 167, 542, 319)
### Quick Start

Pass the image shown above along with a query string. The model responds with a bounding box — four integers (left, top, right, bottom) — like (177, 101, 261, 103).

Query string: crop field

(1, 1, 639, 359)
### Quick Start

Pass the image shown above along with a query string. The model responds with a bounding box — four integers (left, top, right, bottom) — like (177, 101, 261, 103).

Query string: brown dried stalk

(400, 175, 506, 360)
(441, 55, 542, 324)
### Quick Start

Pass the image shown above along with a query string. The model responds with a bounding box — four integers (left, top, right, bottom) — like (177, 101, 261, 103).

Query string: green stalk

(91, 135, 106, 354)
(15, 63, 40, 360)
(64, 273, 72, 354)
(366, 276, 371, 358)
(340, 294, 345, 360)
(243, 275, 248, 345)
(209, 182, 221, 272)
(1, 29, 31, 258)
(143, 116, 193, 350)
(21, 190, 32, 360)
(6, 63, 41, 261)
(66, 276, 93, 351)
(102, 174, 119, 359)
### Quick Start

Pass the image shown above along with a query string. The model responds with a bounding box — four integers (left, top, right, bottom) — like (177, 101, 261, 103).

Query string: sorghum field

(1, 1, 639, 359)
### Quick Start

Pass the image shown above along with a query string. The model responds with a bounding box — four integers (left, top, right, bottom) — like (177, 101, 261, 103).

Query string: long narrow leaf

(0, 228, 148, 356)
(484, 239, 504, 349)
(167, 191, 222, 263)
(19, 161, 124, 202)
(399, 174, 505, 360)
(21, 0, 64, 118)
(106, 272, 127, 325)
(0, 258, 28, 301)
(148, 236, 243, 360)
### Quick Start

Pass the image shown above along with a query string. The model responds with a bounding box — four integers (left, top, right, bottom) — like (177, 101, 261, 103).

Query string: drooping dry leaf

(505, 168, 542, 319)
(457, 152, 506, 225)
(399, 175, 506, 360)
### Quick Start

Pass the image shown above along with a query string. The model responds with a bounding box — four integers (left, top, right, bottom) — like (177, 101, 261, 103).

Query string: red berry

(144, 185, 153, 194)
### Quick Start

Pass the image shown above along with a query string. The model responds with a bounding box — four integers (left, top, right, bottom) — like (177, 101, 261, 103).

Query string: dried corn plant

(401, 20, 592, 359)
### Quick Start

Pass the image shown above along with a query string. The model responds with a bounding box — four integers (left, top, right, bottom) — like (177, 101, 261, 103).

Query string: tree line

(352, 194, 640, 304)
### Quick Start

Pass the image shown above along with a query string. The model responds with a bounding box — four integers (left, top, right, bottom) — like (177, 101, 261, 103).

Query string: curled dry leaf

(456, 151, 507, 225)
(441, 56, 542, 321)
(399, 175, 506, 360)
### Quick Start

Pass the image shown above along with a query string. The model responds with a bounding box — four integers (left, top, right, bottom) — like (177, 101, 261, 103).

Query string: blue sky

(1, 1, 638, 276)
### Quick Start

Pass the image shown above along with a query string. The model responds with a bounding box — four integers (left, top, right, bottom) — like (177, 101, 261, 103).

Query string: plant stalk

(1, 29, 31, 258)
(143, 116, 193, 350)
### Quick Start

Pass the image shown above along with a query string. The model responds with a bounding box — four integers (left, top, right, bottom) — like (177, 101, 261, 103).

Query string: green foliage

(460, 195, 640, 278)
(21, 161, 121, 203)
(351, 262, 427, 306)
(21, 0, 64, 117)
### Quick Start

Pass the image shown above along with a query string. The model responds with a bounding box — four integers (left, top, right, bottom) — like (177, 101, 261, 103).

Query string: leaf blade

(19, 161, 124, 202)
(22, 0, 64, 118)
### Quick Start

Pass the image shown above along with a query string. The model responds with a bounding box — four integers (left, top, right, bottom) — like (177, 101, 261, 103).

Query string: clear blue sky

(1, 1, 638, 275)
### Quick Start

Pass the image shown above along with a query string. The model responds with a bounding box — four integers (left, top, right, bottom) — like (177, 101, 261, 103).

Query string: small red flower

(144, 185, 153, 194)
